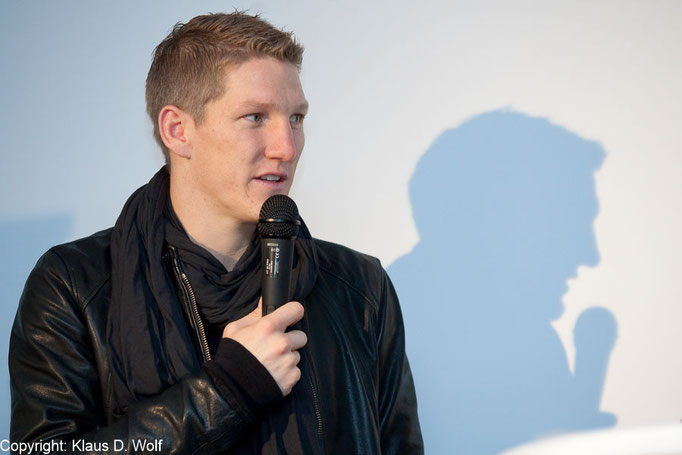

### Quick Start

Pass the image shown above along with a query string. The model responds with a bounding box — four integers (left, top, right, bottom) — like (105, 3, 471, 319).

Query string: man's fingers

(220, 299, 306, 396)
(264, 301, 304, 331)
(286, 330, 307, 351)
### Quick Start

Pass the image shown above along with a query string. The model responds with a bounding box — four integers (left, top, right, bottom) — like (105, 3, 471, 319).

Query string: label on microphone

(265, 242, 281, 278)
(260, 237, 294, 315)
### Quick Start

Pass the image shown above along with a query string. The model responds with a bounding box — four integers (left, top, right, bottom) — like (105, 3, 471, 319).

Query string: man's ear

(158, 105, 193, 160)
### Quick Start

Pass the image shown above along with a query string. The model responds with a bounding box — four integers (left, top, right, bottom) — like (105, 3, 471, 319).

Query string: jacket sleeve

(375, 267, 424, 454)
(9, 249, 251, 454)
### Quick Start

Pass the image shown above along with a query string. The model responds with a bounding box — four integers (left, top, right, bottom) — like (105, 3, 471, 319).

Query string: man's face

(185, 57, 308, 224)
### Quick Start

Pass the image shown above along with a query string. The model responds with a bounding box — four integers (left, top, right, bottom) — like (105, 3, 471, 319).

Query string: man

(9, 12, 422, 454)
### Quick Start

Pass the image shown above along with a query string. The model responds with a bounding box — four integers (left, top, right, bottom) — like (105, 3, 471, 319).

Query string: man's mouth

(258, 174, 282, 182)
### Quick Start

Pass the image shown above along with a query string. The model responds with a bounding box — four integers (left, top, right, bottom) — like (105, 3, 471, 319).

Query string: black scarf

(107, 167, 319, 415)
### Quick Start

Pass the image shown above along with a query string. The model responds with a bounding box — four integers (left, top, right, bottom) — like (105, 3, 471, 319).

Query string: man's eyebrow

(234, 101, 309, 112)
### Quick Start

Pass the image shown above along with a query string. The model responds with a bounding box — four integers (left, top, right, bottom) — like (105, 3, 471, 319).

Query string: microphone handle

(261, 238, 295, 315)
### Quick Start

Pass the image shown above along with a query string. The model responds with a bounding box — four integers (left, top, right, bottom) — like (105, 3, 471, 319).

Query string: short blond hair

(145, 12, 304, 163)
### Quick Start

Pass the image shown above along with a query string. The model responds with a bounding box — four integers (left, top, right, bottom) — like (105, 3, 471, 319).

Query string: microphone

(258, 195, 301, 316)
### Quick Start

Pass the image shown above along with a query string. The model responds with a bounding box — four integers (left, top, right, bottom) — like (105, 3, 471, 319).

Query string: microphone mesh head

(258, 194, 301, 238)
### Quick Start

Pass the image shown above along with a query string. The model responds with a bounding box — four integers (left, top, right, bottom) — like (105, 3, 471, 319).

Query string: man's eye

(244, 113, 264, 123)
(290, 114, 305, 127)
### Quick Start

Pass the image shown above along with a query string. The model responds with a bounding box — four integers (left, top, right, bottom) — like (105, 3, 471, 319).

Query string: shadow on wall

(388, 110, 618, 454)
(0, 215, 74, 440)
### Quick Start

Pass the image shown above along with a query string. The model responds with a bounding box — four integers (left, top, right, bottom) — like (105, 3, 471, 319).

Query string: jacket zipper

(309, 373, 324, 441)
(180, 271, 211, 362)
(169, 247, 212, 362)
(301, 313, 325, 451)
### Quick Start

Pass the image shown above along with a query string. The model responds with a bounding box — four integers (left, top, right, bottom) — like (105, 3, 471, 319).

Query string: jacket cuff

(204, 337, 283, 422)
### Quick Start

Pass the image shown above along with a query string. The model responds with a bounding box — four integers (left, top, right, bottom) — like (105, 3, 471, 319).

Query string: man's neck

(169, 176, 254, 272)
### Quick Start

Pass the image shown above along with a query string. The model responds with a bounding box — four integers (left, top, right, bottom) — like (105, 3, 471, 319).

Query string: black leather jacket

(9, 228, 423, 454)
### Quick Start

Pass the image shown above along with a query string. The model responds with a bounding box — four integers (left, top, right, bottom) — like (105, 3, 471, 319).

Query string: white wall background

(1, 0, 681, 452)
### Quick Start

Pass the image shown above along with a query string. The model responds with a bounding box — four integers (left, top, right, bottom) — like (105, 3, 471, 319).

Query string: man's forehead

(221, 57, 301, 85)
(218, 58, 308, 110)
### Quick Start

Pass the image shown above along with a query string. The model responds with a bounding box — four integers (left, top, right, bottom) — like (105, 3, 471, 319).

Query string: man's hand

(222, 299, 307, 396)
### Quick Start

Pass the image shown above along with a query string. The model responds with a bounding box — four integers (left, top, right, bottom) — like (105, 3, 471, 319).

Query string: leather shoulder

(47, 228, 113, 308)
(313, 238, 385, 307)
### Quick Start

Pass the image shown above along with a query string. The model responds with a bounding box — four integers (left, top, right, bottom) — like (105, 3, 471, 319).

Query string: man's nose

(264, 119, 297, 161)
